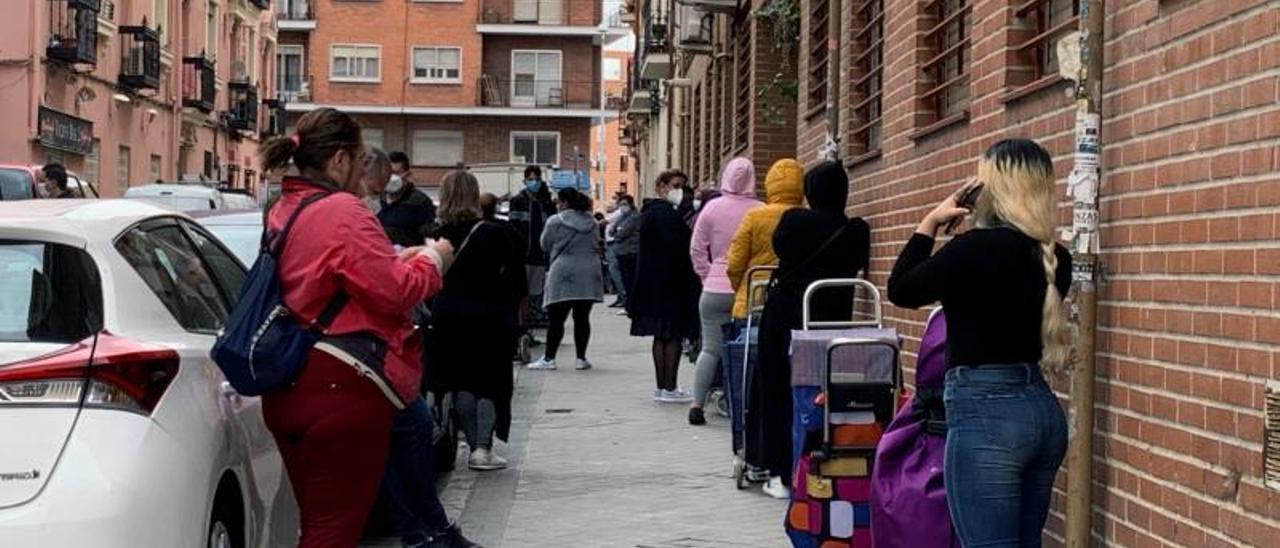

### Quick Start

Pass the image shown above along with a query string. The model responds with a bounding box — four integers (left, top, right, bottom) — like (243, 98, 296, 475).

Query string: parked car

(219, 190, 260, 210)
(194, 210, 460, 476)
(0, 164, 98, 200)
(124, 183, 227, 212)
(0, 199, 296, 548)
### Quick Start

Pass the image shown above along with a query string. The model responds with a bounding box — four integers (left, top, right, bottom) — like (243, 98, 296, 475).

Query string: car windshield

(202, 224, 262, 266)
(0, 242, 102, 343)
(0, 168, 34, 200)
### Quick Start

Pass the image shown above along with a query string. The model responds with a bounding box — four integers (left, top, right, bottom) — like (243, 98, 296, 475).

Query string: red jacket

(268, 178, 444, 401)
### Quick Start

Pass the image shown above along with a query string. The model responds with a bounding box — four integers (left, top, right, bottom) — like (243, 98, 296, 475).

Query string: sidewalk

(450, 306, 790, 547)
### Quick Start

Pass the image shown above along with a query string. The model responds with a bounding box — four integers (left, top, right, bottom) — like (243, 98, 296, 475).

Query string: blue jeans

(943, 365, 1067, 548)
(380, 397, 451, 544)
(606, 243, 626, 301)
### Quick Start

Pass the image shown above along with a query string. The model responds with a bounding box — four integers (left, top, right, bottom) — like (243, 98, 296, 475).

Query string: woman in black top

(428, 171, 527, 472)
(748, 162, 871, 498)
(888, 139, 1072, 547)
(628, 170, 702, 403)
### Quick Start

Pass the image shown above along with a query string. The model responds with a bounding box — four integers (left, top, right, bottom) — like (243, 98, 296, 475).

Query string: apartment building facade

(0, 0, 281, 197)
(279, 0, 627, 191)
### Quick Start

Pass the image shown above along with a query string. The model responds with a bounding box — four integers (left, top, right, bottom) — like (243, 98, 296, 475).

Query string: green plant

(756, 71, 799, 126)
(753, 0, 800, 67)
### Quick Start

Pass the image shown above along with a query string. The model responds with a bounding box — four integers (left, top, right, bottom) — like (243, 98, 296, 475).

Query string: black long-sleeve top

(888, 227, 1072, 368)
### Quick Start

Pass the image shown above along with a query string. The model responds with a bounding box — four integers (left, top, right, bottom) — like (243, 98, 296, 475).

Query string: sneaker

(688, 406, 706, 425)
(615, 309, 629, 316)
(575, 358, 593, 370)
(468, 448, 508, 471)
(657, 388, 694, 404)
(762, 476, 791, 499)
(525, 357, 557, 370)
(422, 524, 482, 548)
(608, 299, 625, 308)
(652, 389, 664, 402)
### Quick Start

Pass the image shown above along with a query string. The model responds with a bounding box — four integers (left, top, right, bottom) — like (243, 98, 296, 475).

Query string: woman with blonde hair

(428, 170, 527, 472)
(888, 138, 1072, 546)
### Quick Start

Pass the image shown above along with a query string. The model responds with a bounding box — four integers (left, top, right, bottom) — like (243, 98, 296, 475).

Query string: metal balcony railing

(227, 81, 259, 132)
(278, 74, 312, 103)
(182, 53, 216, 113)
(119, 19, 160, 92)
(480, 0, 600, 26)
(47, 0, 100, 67)
(276, 0, 312, 20)
(478, 76, 601, 109)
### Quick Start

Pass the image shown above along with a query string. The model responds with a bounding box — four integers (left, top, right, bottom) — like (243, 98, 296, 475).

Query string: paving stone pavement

(454, 306, 791, 548)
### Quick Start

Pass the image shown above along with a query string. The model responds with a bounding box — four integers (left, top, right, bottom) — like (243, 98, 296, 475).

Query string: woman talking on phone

(888, 139, 1072, 547)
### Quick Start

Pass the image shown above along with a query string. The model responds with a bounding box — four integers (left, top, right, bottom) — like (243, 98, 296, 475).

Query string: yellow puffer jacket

(726, 159, 805, 319)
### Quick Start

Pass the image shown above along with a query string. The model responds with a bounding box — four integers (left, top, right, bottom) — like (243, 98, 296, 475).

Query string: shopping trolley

(725, 265, 776, 489)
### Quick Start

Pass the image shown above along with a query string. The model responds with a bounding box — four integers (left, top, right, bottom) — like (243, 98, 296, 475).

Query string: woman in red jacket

(258, 108, 454, 548)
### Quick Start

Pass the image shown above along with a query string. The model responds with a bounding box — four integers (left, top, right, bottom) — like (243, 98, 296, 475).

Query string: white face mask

(666, 187, 684, 206)
(693, 199, 703, 211)
(384, 174, 404, 195)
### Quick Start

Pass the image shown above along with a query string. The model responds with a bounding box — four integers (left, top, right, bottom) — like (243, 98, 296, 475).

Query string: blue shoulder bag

(211, 192, 348, 396)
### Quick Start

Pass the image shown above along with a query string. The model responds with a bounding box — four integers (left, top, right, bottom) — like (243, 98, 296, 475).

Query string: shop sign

(37, 107, 93, 155)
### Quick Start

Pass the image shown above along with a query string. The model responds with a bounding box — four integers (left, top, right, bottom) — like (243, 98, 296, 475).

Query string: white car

(124, 184, 227, 212)
(0, 199, 296, 548)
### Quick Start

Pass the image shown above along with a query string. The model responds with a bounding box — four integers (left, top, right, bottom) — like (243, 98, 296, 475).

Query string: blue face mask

(525, 179, 540, 193)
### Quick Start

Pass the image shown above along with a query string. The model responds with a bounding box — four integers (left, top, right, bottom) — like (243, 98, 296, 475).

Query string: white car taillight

(0, 335, 179, 415)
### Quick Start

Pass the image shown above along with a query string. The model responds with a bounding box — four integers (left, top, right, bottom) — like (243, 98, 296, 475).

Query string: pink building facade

(0, 0, 280, 198)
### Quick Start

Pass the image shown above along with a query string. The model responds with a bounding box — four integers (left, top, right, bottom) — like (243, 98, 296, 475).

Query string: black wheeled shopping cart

(724, 265, 777, 489)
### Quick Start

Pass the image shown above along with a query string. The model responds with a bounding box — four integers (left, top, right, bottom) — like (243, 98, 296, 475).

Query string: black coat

(508, 184, 555, 266)
(378, 184, 437, 247)
(746, 162, 871, 482)
(627, 199, 701, 339)
(425, 218, 527, 441)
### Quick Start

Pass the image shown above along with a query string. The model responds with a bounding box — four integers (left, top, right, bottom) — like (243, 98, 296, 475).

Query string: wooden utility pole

(1065, 0, 1106, 546)
(825, 0, 842, 161)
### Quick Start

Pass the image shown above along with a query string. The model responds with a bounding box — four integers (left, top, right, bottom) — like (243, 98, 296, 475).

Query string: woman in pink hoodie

(687, 157, 763, 425)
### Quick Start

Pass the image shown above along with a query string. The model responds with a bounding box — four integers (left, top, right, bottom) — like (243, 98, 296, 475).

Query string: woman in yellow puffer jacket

(725, 159, 805, 319)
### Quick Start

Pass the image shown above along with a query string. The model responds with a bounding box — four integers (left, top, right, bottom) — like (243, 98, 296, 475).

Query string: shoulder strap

(774, 224, 849, 287)
(452, 220, 487, 265)
(265, 191, 334, 257)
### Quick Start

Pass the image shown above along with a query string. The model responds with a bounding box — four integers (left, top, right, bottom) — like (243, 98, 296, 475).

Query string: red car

(0, 164, 98, 200)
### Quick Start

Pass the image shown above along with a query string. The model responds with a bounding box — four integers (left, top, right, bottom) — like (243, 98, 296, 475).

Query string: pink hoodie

(691, 157, 763, 294)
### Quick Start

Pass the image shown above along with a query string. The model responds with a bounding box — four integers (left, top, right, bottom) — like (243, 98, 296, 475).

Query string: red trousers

(264, 349, 396, 548)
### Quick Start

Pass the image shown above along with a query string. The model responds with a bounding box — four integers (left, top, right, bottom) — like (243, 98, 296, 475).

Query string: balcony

(47, 0, 100, 68)
(261, 97, 288, 137)
(277, 0, 315, 31)
(627, 89, 651, 116)
(478, 76, 601, 109)
(604, 93, 627, 111)
(478, 0, 627, 43)
(675, 0, 739, 14)
(227, 80, 259, 133)
(182, 53, 216, 113)
(278, 74, 312, 103)
(638, 14, 670, 81)
(119, 20, 160, 93)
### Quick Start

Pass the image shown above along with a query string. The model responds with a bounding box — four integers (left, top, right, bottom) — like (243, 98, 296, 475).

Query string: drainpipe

(1065, 1, 1106, 546)
(824, 0, 841, 162)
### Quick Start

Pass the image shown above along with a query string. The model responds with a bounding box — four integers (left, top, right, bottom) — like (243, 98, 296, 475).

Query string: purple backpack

(870, 309, 959, 547)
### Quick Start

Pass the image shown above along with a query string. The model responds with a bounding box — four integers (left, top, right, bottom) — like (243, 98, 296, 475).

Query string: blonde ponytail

(1039, 240, 1071, 373)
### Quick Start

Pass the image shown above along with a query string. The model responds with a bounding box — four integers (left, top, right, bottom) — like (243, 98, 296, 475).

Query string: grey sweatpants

(693, 291, 735, 407)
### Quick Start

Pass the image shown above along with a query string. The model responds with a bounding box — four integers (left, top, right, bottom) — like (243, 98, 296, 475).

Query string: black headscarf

(803, 161, 849, 215)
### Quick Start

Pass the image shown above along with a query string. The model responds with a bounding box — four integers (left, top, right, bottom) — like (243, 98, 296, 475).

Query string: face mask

(384, 174, 404, 195)
(525, 179, 540, 193)
(666, 187, 684, 206)
(618, 204, 631, 213)
(693, 199, 703, 211)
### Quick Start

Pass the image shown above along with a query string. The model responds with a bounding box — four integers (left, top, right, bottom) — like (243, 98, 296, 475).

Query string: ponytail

(260, 135, 299, 172)
(1038, 241, 1071, 373)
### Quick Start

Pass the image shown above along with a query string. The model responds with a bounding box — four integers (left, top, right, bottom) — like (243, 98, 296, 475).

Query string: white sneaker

(615, 309, 628, 316)
(575, 358, 593, 370)
(525, 357, 557, 370)
(762, 476, 791, 499)
(468, 448, 508, 471)
(651, 389, 664, 402)
(657, 388, 695, 403)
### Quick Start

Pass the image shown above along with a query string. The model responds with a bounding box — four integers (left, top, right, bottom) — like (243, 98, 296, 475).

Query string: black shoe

(423, 524, 482, 548)
(688, 407, 706, 425)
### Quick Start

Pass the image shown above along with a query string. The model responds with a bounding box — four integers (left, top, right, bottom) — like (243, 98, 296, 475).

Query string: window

(807, 0, 830, 115)
(511, 132, 559, 165)
(115, 222, 230, 332)
(412, 130, 463, 167)
(363, 128, 384, 150)
(619, 154, 628, 171)
(921, 0, 972, 124)
(203, 150, 214, 178)
(150, 154, 162, 183)
(603, 58, 623, 81)
(849, 0, 885, 158)
(277, 45, 305, 99)
(153, 0, 168, 45)
(206, 2, 217, 60)
(1015, 0, 1080, 85)
(411, 47, 461, 83)
(180, 221, 247, 300)
(734, 12, 751, 149)
(118, 145, 131, 189)
(331, 44, 380, 82)
(511, 50, 563, 107)
(85, 140, 100, 186)
(0, 242, 101, 344)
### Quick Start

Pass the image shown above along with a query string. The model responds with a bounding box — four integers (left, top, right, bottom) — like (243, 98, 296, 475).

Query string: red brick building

(277, 0, 627, 191)
(627, 0, 1279, 545)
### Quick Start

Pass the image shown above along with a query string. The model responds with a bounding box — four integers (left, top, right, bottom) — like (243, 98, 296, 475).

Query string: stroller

(785, 279, 901, 547)
(870, 308, 959, 547)
(723, 265, 778, 489)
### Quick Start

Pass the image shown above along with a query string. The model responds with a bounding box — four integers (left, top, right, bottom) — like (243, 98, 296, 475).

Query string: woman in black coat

(746, 161, 871, 498)
(427, 171, 527, 471)
(628, 170, 702, 403)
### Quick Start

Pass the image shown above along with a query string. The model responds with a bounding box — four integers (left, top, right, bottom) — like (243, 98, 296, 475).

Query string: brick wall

(479, 0, 602, 26)
(790, 0, 1280, 545)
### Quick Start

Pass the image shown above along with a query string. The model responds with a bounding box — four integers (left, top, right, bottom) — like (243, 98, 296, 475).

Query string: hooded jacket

(541, 208, 605, 305)
(690, 157, 763, 294)
(725, 158, 805, 318)
(509, 181, 555, 266)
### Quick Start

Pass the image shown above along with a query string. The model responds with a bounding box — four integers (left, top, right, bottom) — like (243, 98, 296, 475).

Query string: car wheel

(208, 488, 245, 548)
